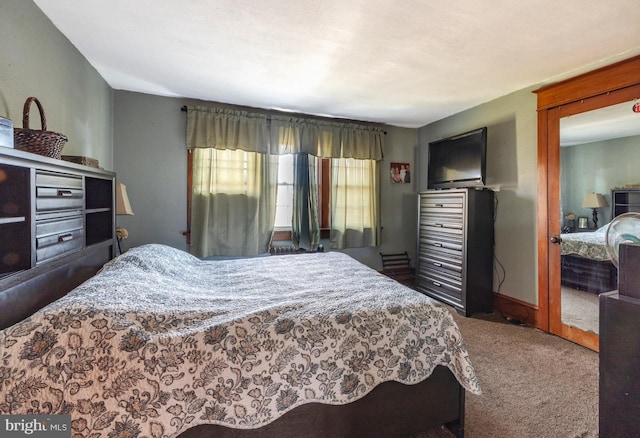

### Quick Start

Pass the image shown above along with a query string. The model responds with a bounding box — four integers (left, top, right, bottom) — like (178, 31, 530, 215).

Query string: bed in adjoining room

(560, 226, 618, 294)
(0, 244, 480, 438)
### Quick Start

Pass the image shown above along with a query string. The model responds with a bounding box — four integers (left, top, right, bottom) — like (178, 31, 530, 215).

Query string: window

(186, 152, 372, 247)
(272, 155, 331, 241)
(274, 154, 294, 229)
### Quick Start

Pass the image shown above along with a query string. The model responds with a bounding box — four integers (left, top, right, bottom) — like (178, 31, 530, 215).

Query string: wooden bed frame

(560, 254, 617, 294)
(0, 248, 466, 438)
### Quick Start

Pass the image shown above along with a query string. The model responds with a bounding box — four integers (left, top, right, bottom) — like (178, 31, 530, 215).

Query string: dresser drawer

(417, 271, 462, 304)
(36, 230, 84, 263)
(36, 214, 84, 264)
(420, 222, 463, 239)
(420, 233, 463, 252)
(421, 265, 462, 289)
(36, 171, 83, 190)
(420, 251, 462, 274)
(36, 215, 84, 239)
(36, 171, 84, 212)
(420, 192, 465, 205)
(420, 204, 464, 216)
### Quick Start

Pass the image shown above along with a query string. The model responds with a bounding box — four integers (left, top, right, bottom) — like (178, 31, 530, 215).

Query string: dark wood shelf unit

(0, 163, 31, 277)
(0, 147, 115, 279)
(415, 188, 494, 316)
(611, 187, 640, 217)
(85, 176, 114, 247)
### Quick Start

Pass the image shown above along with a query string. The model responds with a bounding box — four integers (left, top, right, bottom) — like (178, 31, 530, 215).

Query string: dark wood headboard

(0, 245, 111, 330)
(0, 147, 116, 330)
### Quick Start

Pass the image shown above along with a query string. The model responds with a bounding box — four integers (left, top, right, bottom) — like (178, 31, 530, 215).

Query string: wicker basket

(13, 97, 67, 159)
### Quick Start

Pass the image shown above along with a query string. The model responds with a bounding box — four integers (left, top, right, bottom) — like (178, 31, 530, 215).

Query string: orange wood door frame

(535, 55, 640, 350)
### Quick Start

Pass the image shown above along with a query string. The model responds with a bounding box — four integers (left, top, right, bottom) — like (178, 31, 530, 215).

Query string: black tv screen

(427, 127, 487, 189)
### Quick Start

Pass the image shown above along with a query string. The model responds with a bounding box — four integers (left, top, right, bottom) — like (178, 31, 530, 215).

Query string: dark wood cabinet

(611, 187, 640, 217)
(599, 292, 640, 436)
(0, 163, 31, 275)
(0, 148, 116, 328)
(415, 188, 494, 316)
(0, 148, 115, 276)
(599, 242, 640, 436)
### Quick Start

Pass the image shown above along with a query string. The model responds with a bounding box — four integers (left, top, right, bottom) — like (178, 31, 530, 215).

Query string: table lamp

(116, 182, 134, 253)
(582, 192, 608, 229)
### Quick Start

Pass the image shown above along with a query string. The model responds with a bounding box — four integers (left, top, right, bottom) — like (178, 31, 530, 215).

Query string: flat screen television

(427, 127, 487, 189)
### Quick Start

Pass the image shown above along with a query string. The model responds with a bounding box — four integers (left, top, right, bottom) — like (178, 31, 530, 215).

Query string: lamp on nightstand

(116, 182, 134, 254)
(582, 192, 608, 229)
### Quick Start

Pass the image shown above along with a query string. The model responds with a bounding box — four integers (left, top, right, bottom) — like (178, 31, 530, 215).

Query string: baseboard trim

(493, 292, 542, 329)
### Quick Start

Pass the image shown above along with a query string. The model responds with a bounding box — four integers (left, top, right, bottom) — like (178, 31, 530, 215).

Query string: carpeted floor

(415, 308, 599, 438)
(561, 286, 601, 334)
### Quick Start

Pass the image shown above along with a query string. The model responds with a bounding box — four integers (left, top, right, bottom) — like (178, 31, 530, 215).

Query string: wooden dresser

(0, 147, 115, 329)
(415, 188, 494, 316)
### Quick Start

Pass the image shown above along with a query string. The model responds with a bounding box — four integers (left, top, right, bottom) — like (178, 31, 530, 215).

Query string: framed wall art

(390, 162, 411, 184)
(578, 216, 589, 229)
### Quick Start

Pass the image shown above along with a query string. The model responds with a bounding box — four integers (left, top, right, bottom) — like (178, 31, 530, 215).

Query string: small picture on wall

(391, 162, 411, 184)
(578, 216, 589, 229)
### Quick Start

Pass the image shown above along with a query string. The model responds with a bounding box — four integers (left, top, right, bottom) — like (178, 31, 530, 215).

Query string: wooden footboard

(178, 365, 464, 438)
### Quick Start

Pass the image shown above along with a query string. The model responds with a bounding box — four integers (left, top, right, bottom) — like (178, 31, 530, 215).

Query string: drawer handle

(433, 242, 443, 247)
(57, 190, 73, 197)
(432, 281, 442, 287)
(435, 204, 443, 207)
(433, 262, 442, 267)
(58, 233, 74, 242)
(433, 223, 443, 228)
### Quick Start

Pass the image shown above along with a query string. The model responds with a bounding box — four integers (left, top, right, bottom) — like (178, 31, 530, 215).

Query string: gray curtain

(291, 154, 320, 251)
(270, 115, 384, 160)
(187, 106, 273, 153)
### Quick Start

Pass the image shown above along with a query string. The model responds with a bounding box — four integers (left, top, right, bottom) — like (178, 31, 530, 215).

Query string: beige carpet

(561, 286, 602, 335)
(416, 309, 599, 438)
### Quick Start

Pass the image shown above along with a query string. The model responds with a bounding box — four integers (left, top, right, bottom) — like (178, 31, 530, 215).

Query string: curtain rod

(180, 106, 387, 134)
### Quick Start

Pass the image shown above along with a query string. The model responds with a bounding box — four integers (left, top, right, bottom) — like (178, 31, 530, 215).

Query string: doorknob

(550, 235, 562, 244)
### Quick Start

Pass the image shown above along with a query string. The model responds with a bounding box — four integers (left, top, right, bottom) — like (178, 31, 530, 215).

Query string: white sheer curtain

(187, 105, 385, 254)
(187, 107, 277, 257)
(190, 148, 277, 257)
(330, 158, 380, 249)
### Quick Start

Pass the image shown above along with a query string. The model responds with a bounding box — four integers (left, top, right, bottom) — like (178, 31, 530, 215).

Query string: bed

(560, 226, 617, 293)
(0, 244, 480, 437)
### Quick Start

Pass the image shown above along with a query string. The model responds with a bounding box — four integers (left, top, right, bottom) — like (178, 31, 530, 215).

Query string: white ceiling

(561, 101, 640, 147)
(33, 0, 640, 128)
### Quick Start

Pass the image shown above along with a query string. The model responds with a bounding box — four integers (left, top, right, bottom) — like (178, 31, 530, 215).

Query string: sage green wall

(113, 92, 188, 252)
(561, 135, 640, 227)
(418, 87, 539, 305)
(113, 90, 418, 269)
(0, 0, 113, 168)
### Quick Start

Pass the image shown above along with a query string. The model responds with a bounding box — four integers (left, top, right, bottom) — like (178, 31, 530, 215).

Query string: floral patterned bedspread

(561, 228, 609, 260)
(0, 244, 480, 437)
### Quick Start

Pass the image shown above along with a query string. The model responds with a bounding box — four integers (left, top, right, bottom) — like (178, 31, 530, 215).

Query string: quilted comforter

(0, 244, 479, 437)
(561, 228, 609, 260)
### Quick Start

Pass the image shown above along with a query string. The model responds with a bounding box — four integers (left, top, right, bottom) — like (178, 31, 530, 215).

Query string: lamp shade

(116, 183, 134, 215)
(582, 193, 608, 209)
